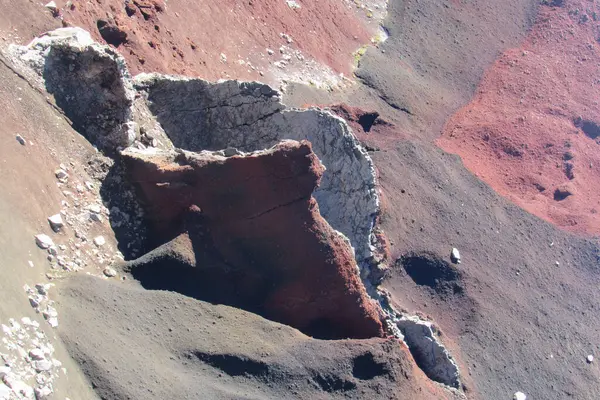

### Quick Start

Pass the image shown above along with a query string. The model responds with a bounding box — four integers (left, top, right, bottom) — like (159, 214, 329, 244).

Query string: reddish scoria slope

(438, 0, 600, 236)
(52, 0, 374, 83)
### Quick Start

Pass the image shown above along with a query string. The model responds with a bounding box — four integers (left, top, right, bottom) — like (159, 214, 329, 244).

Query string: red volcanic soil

(438, 0, 600, 237)
(53, 0, 372, 81)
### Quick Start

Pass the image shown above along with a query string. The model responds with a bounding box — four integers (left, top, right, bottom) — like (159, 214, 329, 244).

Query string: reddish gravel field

(438, 0, 600, 237)
(57, 0, 374, 83)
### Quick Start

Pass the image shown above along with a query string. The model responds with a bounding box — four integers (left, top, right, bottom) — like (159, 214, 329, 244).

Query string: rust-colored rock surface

(121, 140, 385, 340)
(438, 1, 600, 236)
(54, 0, 375, 84)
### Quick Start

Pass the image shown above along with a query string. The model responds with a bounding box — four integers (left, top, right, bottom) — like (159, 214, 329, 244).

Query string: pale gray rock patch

(34, 234, 54, 250)
(395, 315, 461, 389)
(93, 236, 106, 247)
(135, 74, 380, 277)
(8, 27, 136, 152)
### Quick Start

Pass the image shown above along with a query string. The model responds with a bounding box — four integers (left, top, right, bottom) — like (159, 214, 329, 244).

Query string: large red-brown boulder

(121, 140, 385, 339)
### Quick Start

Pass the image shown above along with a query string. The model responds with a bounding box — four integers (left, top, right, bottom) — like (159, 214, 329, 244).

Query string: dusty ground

(438, 0, 600, 237)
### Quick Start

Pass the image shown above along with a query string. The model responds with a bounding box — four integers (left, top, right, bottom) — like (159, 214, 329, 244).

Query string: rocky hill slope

(0, 1, 599, 400)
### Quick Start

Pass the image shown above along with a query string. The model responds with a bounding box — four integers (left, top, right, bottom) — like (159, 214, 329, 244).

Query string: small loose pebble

(451, 247, 461, 264)
(47, 317, 58, 328)
(587, 355, 594, 363)
(513, 392, 526, 400)
(47, 214, 64, 232)
(15, 134, 25, 145)
(54, 169, 68, 181)
(94, 236, 106, 247)
(103, 267, 117, 278)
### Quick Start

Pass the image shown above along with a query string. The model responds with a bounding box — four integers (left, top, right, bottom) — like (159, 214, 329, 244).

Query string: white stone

(33, 359, 53, 372)
(587, 355, 594, 363)
(47, 317, 58, 328)
(47, 214, 64, 232)
(451, 247, 461, 264)
(29, 348, 45, 361)
(103, 267, 117, 277)
(43, 306, 58, 319)
(54, 169, 68, 180)
(513, 392, 526, 400)
(94, 236, 106, 246)
(45, 1, 57, 10)
(28, 260, 34, 268)
(34, 386, 52, 399)
(34, 234, 54, 249)
(87, 204, 102, 214)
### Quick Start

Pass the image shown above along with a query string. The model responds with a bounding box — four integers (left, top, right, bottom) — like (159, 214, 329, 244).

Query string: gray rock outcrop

(135, 74, 380, 275)
(8, 28, 381, 279)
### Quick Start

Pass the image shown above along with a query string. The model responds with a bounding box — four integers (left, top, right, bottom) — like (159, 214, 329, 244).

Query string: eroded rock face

(121, 140, 385, 340)
(9, 28, 381, 282)
(134, 74, 380, 278)
(9, 27, 136, 152)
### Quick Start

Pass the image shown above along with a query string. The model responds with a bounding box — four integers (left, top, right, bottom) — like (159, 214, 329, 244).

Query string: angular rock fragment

(395, 315, 460, 388)
(121, 140, 385, 339)
(35, 234, 54, 249)
(47, 214, 64, 232)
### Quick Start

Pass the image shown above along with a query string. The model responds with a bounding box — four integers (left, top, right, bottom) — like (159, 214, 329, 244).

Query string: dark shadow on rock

(96, 159, 150, 260)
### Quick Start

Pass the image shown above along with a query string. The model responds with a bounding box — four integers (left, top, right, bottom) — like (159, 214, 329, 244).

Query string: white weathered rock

(34, 234, 54, 249)
(396, 315, 460, 388)
(94, 236, 106, 247)
(47, 317, 58, 328)
(15, 134, 26, 145)
(33, 359, 53, 372)
(103, 267, 117, 277)
(43, 306, 58, 319)
(87, 204, 102, 214)
(587, 355, 594, 363)
(54, 169, 68, 180)
(47, 214, 64, 232)
(513, 391, 527, 400)
(29, 348, 45, 361)
(44, 1, 57, 11)
(34, 386, 53, 399)
(451, 247, 461, 264)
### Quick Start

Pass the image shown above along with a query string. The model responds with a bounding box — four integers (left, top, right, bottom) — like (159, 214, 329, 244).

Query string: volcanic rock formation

(120, 140, 385, 340)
